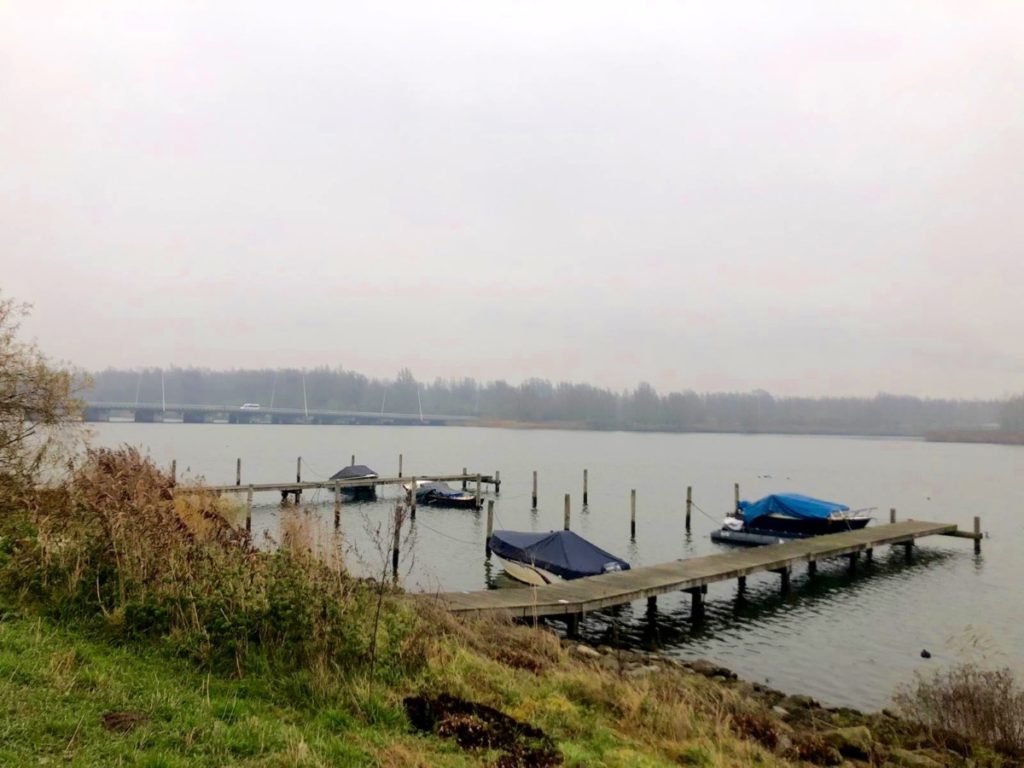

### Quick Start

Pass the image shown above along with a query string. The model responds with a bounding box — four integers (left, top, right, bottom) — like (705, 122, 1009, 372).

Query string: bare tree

(0, 295, 86, 486)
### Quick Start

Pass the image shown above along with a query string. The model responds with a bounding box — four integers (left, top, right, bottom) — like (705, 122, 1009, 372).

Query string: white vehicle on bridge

(239, 403, 261, 410)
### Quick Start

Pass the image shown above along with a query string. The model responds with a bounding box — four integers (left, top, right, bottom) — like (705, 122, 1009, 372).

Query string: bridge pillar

(83, 407, 108, 422)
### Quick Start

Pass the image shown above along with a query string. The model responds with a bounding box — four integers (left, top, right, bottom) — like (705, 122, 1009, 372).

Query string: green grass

(0, 605, 471, 767)
(0, 600, 788, 768)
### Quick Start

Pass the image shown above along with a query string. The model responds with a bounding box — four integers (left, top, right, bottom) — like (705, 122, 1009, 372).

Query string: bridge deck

(422, 521, 960, 619)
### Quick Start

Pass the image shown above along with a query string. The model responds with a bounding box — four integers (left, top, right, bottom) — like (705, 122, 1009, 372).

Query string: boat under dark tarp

(488, 529, 630, 585)
(329, 464, 378, 500)
(711, 492, 872, 546)
(410, 481, 479, 509)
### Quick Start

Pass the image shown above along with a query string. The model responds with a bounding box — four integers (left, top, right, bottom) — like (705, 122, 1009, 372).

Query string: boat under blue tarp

(488, 530, 630, 581)
(738, 493, 849, 525)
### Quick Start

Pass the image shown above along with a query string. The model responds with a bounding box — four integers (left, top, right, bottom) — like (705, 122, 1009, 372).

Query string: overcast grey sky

(2, 1, 1022, 398)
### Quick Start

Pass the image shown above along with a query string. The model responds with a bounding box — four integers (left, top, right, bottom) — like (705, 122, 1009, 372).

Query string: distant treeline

(86, 367, 1012, 437)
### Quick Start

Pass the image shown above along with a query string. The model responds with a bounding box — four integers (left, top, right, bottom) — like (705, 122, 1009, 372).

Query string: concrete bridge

(82, 401, 474, 426)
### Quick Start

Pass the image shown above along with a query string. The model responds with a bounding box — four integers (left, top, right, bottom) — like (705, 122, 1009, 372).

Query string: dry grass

(895, 663, 1024, 755)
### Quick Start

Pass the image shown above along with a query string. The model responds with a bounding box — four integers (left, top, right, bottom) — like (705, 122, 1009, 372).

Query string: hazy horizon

(4, 2, 1023, 399)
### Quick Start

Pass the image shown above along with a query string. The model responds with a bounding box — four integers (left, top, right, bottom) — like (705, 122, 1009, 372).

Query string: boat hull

(751, 515, 871, 537)
(712, 516, 871, 547)
(495, 556, 561, 586)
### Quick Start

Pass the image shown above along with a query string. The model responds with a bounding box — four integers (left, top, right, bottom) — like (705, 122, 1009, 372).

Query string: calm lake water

(91, 423, 1024, 711)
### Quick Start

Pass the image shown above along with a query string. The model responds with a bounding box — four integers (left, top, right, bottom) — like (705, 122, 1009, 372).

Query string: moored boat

(329, 464, 378, 500)
(488, 529, 630, 586)
(406, 480, 479, 509)
(711, 493, 873, 546)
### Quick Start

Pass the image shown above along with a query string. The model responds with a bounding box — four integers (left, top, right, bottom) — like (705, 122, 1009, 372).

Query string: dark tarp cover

(414, 481, 467, 499)
(330, 464, 378, 481)
(738, 493, 849, 524)
(488, 530, 630, 580)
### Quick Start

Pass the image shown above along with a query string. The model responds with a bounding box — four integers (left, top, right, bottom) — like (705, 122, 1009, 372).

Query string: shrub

(1, 447, 418, 686)
(894, 663, 1024, 755)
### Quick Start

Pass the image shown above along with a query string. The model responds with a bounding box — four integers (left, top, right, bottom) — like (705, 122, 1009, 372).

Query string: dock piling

(808, 560, 817, 576)
(333, 481, 341, 529)
(475, 474, 482, 509)
(685, 485, 692, 531)
(351, 454, 355, 466)
(583, 469, 588, 507)
(630, 489, 636, 539)
(245, 485, 253, 532)
(495, 470, 501, 495)
(890, 508, 896, 524)
(734, 482, 740, 512)
(485, 500, 494, 558)
(737, 575, 747, 591)
(775, 566, 791, 593)
(399, 453, 403, 478)
(687, 587, 705, 619)
(462, 468, 467, 491)
(236, 458, 241, 486)
(409, 476, 417, 516)
(974, 516, 981, 553)
(563, 494, 571, 531)
(392, 505, 402, 580)
(170, 459, 176, 486)
(532, 471, 538, 510)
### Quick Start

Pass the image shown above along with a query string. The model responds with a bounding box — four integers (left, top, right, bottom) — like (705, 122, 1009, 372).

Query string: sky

(2, 1, 1023, 398)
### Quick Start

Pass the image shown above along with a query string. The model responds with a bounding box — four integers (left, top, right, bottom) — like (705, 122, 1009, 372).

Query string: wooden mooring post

(409, 476, 417, 517)
(583, 469, 589, 507)
(475, 474, 482, 509)
(236, 458, 241, 486)
(392, 505, 402, 581)
(398, 453, 403, 478)
(685, 485, 692, 531)
(532, 471, 538, 510)
(630, 489, 637, 539)
(495, 470, 501, 495)
(333, 481, 341, 529)
(974, 515, 981, 554)
(890, 508, 896, 523)
(485, 500, 494, 558)
(734, 482, 740, 512)
(243, 487, 251, 536)
(563, 494, 571, 531)
(170, 459, 176, 486)
(351, 454, 355, 466)
(462, 467, 467, 491)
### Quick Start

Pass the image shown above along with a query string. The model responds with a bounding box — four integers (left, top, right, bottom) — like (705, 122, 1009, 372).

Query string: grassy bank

(0, 601, 788, 767)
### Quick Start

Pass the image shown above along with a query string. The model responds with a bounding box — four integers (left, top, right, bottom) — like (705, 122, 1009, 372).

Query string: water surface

(91, 423, 1024, 710)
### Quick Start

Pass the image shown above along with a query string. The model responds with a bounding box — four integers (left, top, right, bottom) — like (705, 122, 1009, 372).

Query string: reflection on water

(90, 423, 1024, 710)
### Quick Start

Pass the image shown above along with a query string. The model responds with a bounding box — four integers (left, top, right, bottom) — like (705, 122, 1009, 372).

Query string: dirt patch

(404, 693, 561, 767)
(101, 711, 148, 733)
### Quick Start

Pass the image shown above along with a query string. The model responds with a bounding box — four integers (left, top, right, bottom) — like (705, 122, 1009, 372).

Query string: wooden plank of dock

(175, 473, 497, 495)
(421, 520, 959, 619)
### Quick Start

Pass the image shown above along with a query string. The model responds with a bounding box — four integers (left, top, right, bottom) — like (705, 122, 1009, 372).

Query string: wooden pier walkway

(423, 520, 970, 620)
(178, 473, 499, 496)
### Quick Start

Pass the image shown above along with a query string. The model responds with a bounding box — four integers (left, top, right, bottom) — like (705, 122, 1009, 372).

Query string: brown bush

(894, 663, 1024, 755)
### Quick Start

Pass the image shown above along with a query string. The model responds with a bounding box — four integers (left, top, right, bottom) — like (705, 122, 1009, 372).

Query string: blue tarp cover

(488, 530, 630, 580)
(738, 493, 849, 524)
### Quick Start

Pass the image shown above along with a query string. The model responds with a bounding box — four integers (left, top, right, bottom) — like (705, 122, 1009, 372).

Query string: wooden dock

(178, 473, 499, 496)
(423, 520, 970, 621)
